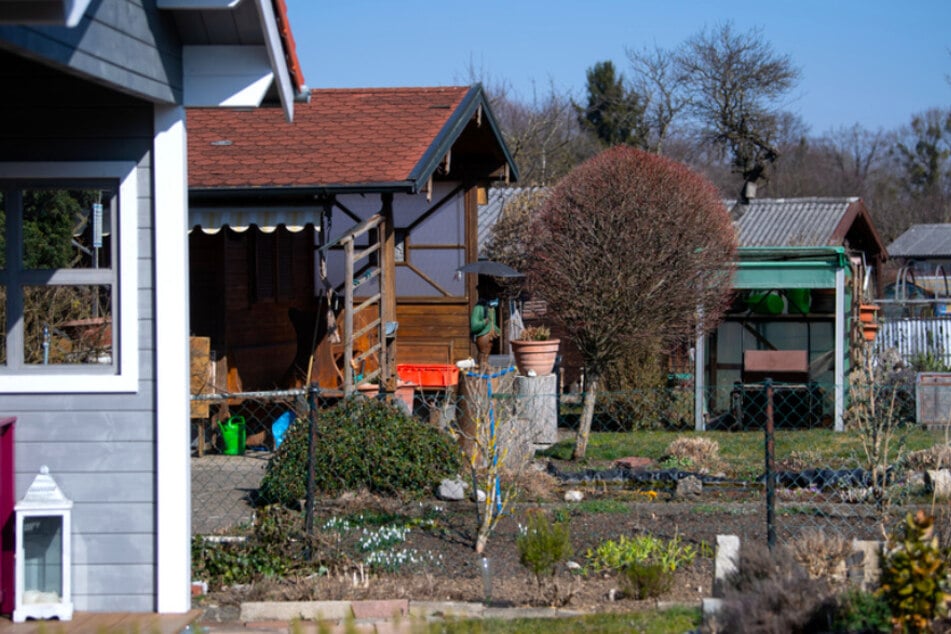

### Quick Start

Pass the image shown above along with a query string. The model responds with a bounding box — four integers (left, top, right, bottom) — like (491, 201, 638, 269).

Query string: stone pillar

(714, 534, 740, 598)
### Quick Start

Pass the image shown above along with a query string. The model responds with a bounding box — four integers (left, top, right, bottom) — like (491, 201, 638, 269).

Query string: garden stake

(764, 378, 776, 551)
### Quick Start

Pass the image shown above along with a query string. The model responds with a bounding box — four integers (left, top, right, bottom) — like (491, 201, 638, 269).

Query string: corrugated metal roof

(731, 197, 859, 247)
(477, 186, 545, 254)
(887, 224, 951, 258)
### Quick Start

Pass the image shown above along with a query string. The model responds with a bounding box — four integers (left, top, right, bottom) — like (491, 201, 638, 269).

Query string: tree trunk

(572, 375, 599, 460)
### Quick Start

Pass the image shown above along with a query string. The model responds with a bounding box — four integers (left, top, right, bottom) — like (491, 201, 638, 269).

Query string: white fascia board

(183, 45, 273, 108)
(156, 0, 241, 7)
(254, 0, 294, 121)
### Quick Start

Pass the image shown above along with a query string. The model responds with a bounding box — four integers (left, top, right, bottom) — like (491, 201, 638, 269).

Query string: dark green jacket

(470, 303, 498, 338)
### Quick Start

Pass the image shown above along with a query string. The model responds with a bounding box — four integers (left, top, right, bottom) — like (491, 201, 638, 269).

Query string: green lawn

(418, 606, 701, 633)
(540, 428, 947, 478)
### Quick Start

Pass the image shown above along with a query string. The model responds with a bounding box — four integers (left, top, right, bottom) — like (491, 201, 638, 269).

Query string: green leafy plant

(879, 510, 949, 633)
(658, 455, 693, 470)
(192, 505, 304, 589)
(258, 396, 460, 505)
(516, 509, 574, 605)
(586, 533, 696, 575)
(828, 587, 892, 634)
(621, 561, 673, 600)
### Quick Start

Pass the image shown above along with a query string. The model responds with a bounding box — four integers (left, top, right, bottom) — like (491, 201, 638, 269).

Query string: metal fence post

(764, 378, 776, 551)
(304, 385, 318, 555)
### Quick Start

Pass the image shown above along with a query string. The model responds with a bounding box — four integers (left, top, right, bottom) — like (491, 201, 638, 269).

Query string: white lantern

(13, 466, 73, 622)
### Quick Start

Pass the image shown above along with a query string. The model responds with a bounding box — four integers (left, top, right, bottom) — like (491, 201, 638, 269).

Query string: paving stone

(615, 456, 654, 471)
(351, 599, 408, 620)
(240, 601, 351, 622)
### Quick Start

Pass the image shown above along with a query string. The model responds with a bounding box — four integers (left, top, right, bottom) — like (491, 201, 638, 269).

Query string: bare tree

(626, 43, 688, 155)
(677, 22, 801, 194)
(527, 147, 736, 459)
(493, 85, 598, 185)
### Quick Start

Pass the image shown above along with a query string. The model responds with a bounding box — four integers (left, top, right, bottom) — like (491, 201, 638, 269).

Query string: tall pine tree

(575, 61, 648, 148)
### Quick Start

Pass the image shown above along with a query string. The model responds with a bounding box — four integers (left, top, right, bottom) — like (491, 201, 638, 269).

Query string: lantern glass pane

(22, 515, 63, 603)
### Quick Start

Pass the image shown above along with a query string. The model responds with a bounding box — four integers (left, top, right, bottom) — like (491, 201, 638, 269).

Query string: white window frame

(0, 162, 139, 393)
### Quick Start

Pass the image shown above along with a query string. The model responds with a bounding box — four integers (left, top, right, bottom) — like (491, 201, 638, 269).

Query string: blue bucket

(271, 411, 294, 450)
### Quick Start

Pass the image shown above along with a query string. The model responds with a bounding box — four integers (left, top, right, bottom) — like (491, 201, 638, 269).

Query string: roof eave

(190, 181, 417, 203)
(833, 199, 889, 261)
(406, 84, 519, 192)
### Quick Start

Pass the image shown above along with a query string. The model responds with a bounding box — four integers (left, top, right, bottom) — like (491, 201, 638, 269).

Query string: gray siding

(0, 0, 182, 105)
(0, 51, 158, 612)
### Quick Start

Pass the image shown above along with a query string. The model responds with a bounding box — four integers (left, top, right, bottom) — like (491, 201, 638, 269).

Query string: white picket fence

(877, 317, 951, 367)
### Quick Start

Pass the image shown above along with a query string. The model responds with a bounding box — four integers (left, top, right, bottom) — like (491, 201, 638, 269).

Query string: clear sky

(284, 1, 951, 136)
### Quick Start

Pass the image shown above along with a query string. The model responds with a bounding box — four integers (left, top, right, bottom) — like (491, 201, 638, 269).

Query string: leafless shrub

(844, 341, 909, 538)
(904, 444, 951, 472)
(664, 436, 721, 473)
(787, 530, 851, 589)
(775, 450, 822, 473)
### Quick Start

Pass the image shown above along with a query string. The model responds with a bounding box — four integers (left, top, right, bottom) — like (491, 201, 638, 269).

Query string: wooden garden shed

(186, 85, 518, 394)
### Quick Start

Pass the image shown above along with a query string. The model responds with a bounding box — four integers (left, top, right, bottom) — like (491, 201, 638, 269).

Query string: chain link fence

(190, 373, 948, 549)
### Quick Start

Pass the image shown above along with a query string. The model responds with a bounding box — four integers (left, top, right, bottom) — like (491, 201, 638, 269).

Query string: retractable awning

(189, 207, 319, 234)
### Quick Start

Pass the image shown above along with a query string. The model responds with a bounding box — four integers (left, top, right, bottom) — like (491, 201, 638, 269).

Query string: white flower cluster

(321, 516, 353, 532)
(364, 548, 443, 573)
(358, 525, 410, 552)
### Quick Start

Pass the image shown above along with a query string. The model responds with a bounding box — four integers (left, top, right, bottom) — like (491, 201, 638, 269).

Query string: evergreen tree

(575, 61, 648, 148)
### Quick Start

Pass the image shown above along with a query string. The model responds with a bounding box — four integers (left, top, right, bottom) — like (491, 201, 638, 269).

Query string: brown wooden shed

(186, 85, 517, 393)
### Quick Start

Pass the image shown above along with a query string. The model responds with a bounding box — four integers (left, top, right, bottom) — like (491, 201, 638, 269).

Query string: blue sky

(284, 1, 951, 135)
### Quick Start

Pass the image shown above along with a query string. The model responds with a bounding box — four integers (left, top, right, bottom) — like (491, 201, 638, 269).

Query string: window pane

(23, 285, 112, 365)
(22, 188, 113, 270)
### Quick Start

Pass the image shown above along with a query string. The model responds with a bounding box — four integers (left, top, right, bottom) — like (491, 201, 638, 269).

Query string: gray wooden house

(0, 0, 303, 615)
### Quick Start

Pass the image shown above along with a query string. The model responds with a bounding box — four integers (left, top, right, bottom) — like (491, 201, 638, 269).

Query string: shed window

(0, 163, 138, 392)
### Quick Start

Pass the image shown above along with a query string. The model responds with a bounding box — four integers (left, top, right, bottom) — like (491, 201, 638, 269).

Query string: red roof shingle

(187, 86, 471, 189)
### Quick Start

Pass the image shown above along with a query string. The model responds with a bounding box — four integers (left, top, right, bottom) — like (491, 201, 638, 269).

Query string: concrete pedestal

(515, 374, 558, 449)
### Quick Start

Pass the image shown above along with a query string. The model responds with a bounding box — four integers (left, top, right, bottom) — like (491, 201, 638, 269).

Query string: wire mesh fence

(190, 374, 948, 550)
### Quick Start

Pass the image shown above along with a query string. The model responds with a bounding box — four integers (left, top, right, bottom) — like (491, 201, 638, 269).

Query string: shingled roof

(887, 224, 951, 258)
(187, 85, 516, 195)
(729, 197, 887, 261)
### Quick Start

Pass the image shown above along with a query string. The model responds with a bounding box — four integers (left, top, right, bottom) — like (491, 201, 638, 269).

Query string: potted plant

(510, 325, 560, 377)
(356, 377, 416, 410)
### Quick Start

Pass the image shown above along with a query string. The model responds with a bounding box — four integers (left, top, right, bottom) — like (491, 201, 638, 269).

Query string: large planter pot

(511, 339, 560, 376)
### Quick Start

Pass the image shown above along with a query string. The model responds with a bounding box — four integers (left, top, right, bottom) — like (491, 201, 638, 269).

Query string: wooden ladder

(320, 212, 395, 395)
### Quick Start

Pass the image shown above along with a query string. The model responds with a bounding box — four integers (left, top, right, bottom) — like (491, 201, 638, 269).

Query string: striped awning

(189, 207, 320, 234)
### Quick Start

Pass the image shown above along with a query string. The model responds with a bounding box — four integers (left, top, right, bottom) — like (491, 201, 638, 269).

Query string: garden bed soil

(195, 456, 896, 614)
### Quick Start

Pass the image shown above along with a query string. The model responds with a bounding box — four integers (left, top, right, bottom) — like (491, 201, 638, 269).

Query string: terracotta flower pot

(859, 304, 880, 323)
(356, 382, 379, 398)
(511, 339, 560, 376)
(356, 381, 415, 410)
(863, 323, 879, 341)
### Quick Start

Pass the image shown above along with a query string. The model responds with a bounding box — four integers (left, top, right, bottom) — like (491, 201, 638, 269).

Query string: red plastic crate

(396, 363, 459, 388)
